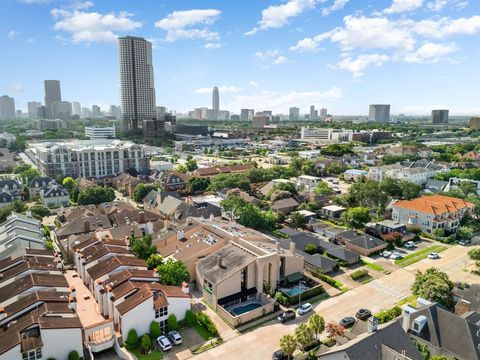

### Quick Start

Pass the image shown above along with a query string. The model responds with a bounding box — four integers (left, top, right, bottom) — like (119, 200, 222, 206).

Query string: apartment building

(392, 195, 475, 233)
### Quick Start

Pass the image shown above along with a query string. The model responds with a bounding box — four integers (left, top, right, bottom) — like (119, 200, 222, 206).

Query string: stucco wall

(120, 297, 154, 340)
(42, 327, 83, 360)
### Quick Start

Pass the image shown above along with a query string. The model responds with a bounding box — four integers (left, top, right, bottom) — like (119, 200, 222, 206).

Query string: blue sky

(1, 0, 479, 115)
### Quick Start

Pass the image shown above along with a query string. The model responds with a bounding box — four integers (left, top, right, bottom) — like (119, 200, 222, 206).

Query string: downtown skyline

(1, 0, 480, 116)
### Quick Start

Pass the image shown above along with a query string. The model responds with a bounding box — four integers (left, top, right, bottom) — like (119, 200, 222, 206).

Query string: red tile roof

(393, 195, 475, 215)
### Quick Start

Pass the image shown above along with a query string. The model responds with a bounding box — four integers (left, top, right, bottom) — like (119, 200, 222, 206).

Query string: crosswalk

(368, 281, 407, 300)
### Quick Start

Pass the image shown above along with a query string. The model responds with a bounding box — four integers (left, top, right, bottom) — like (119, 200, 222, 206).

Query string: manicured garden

(350, 269, 373, 284)
(394, 245, 447, 267)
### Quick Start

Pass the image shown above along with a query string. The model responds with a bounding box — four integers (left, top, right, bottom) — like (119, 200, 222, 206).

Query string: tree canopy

(221, 195, 277, 231)
(411, 268, 454, 309)
(341, 207, 371, 229)
(77, 187, 115, 205)
(130, 234, 157, 260)
(157, 259, 190, 286)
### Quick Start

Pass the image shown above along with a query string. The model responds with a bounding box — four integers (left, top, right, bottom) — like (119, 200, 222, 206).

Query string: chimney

(139, 211, 145, 223)
(276, 241, 281, 250)
(367, 316, 378, 333)
(83, 220, 90, 233)
(69, 286, 76, 299)
(455, 299, 471, 316)
(401, 305, 418, 332)
(289, 241, 296, 254)
(26, 211, 32, 218)
(0, 307, 6, 321)
(177, 230, 185, 241)
(164, 219, 170, 230)
(68, 297, 77, 311)
(182, 281, 190, 294)
(216, 255, 222, 268)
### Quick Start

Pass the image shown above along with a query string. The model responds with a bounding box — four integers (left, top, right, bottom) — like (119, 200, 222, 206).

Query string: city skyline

(1, 0, 479, 115)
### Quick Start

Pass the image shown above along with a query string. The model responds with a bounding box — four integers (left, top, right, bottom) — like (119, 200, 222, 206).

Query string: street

(193, 245, 478, 360)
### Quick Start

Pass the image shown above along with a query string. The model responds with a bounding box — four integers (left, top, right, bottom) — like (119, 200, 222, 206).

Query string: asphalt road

(194, 245, 478, 360)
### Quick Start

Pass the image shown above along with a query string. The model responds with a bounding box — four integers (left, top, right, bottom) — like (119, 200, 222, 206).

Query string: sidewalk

(191, 298, 239, 342)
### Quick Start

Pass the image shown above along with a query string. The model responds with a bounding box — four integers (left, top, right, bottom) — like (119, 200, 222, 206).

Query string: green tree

(290, 212, 307, 229)
(29, 205, 51, 220)
(295, 323, 315, 350)
(146, 253, 163, 269)
(468, 248, 480, 271)
(313, 181, 334, 196)
(185, 310, 196, 326)
(149, 321, 161, 338)
(167, 314, 178, 331)
(280, 334, 297, 360)
(77, 187, 115, 205)
(175, 164, 188, 174)
(430, 356, 455, 360)
(141, 334, 151, 354)
(432, 228, 445, 240)
(67, 351, 80, 360)
(308, 314, 325, 342)
(186, 159, 198, 171)
(134, 183, 159, 202)
(457, 226, 473, 240)
(157, 259, 190, 286)
(411, 268, 454, 309)
(304, 243, 317, 255)
(187, 177, 211, 193)
(209, 173, 250, 191)
(341, 207, 371, 229)
(130, 234, 157, 260)
(125, 329, 138, 350)
(62, 177, 76, 193)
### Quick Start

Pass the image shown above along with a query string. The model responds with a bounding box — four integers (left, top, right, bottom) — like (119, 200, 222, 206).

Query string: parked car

(355, 308, 372, 320)
(428, 252, 440, 259)
(390, 252, 403, 260)
(272, 350, 287, 360)
(168, 330, 183, 345)
(459, 240, 471, 246)
(157, 336, 172, 351)
(297, 303, 313, 315)
(381, 250, 392, 258)
(339, 316, 356, 328)
(278, 310, 296, 323)
(404, 241, 415, 249)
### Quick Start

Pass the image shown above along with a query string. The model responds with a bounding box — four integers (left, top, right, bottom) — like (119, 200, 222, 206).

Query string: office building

(320, 108, 327, 118)
(368, 104, 390, 123)
(28, 101, 42, 119)
(51, 101, 72, 119)
(470, 117, 480, 130)
(240, 109, 254, 121)
(26, 139, 148, 178)
(218, 110, 230, 120)
(212, 86, 219, 120)
(109, 105, 121, 119)
(81, 107, 91, 118)
(156, 106, 166, 118)
(431, 109, 449, 124)
(289, 107, 300, 121)
(44, 80, 61, 116)
(118, 36, 156, 132)
(92, 104, 101, 118)
(309, 105, 318, 120)
(36, 105, 50, 119)
(72, 101, 81, 116)
(252, 115, 269, 128)
(85, 126, 116, 139)
(0, 95, 15, 120)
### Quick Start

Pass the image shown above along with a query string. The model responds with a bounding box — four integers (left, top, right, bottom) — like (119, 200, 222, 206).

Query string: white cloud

(273, 55, 288, 64)
(17, 0, 52, 4)
(322, 0, 349, 16)
(334, 54, 389, 77)
(384, 0, 424, 14)
(8, 30, 21, 40)
(249, 81, 259, 87)
(7, 83, 24, 92)
(253, 49, 288, 66)
(155, 9, 221, 42)
(399, 104, 480, 115)
(246, 0, 318, 35)
(194, 86, 243, 94)
(69, 0, 94, 10)
(227, 86, 342, 113)
(289, 31, 333, 52)
(204, 42, 222, 49)
(51, 9, 142, 43)
(426, 0, 448, 11)
(404, 42, 459, 62)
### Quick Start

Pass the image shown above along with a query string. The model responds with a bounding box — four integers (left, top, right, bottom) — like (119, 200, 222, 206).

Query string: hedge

(314, 271, 343, 289)
(284, 284, 325, 305)
(375, 306, 402, 324)
(351, 269, 369, 281)
(196, 312, 219, 336)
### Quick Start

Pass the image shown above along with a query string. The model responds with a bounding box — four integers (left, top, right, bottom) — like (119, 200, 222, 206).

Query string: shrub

(185, 309, 196, 326)
(167, 314, 178, 331)
(196, 312, 218, 336)
(305, 243, 317, 255)
(314, 271, 342, 289)
(68, 351, 80, 360)
(350, 269, 369, 281)
(125, 329, 138, 350)
(375, 306, 402, 324)
(149, 321, 161, 338)
(141, 334, 151, 354)
(274, 291, 289, 305)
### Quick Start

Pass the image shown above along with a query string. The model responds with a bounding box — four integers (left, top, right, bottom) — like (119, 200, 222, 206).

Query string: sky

(1, 0, 479, 116)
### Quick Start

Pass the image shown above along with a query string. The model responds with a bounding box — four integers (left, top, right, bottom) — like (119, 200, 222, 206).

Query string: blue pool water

(231, 302, 262, 316)
(282, 284, 309, 297)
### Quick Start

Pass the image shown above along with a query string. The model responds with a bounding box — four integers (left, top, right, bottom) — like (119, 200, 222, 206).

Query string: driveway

(193, 245, 477, 360)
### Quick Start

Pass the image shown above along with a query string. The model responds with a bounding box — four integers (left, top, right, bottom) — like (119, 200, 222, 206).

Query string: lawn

(129, 347, 163, 360)
(394, 245, 448, 267)
(360, 259, 385, 272)
(194, 323, 215, 340)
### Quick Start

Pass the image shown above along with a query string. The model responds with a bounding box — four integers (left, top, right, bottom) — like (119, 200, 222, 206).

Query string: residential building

(392, 194, 475, 233)
(118, 36, 156, 132)
(469, 117, 480, 129)
(91, 104, 101, 118)
(25, 139, 148, 179)
(212, 87, 219, 120)
(85, 126, 116, 139)
(445, 177, 480, 195)
(298, 150, 321, 159)
(336, 230, 387, 256)
(192, 164, 254, 178)
(431, 109, 449, 124)
(0, 178, 22, 208)
(344, 169, 368, 181)
(0, 95, 15, 120)
(309, 105, 318, 120)
(289, 107, 300, 121)
(320, 108, 327, 118)
(321, 205, 346, 219)
(297, 175, 322, 189)
(368, 104, 390, 123)
(39, 183, 70, 208)
(240, 109, 254, 121)
(272, 197, 299, 215)
(27, 101, 42, 119)
(72, 101, 81, 117)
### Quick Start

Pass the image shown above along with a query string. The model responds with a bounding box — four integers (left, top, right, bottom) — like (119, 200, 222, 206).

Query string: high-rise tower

(212, 86, 219, 120)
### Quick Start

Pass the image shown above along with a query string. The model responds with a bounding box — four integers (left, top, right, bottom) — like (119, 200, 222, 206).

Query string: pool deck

(226, 300, 263, 316)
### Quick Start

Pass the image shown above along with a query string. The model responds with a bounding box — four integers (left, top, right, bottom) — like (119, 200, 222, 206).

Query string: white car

(168, 330, 183, 345)
(382, 250, 392, 258)
(428, 252, 440, 259)
(157, 335, 172, 351)
(404, 241, 415, 249)
(297, 303, 313, 315)
(390, 252, 403, 260)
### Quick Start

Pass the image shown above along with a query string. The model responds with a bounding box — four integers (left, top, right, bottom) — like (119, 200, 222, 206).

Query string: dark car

(277, 310, 296, 323)
(339, 316, 356, 328)
(272, 350, 287, 360)
(355, 308, 372, 320)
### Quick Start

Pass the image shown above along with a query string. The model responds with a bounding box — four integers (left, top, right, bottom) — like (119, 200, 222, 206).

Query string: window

(22, 348, 42, 360)
(155, 306, 168, 319)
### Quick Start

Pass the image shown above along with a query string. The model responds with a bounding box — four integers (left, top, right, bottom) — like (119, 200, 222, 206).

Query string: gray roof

(326, 247, 359, 263)
(454, 283, 480, 312)
(272, 197, 299, 210)
(29, 176, 54, 188)
(338, 230, 386, 250)
(197, 244, 256, 285)
(279, 227, 302, 237)
(299, 250, 337, 273)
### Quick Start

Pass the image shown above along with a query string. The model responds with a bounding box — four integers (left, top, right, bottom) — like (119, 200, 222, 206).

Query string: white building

(300, 127, 353, 142)
(297, 175, 322, 189)
(85, 126, 116, 140)
(445, 177, 480, 196)
(298, 150, 321, 159)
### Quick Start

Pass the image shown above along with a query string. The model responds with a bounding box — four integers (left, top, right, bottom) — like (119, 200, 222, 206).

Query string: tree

(411, 268, 454, 309)
(430, 356, 455, 360)
(209, 173, 250, 192)
(186, 159, 198, 172)
(62, 177, 76, 193)
(185, 310, 196, 326)
(134, 183, 159, 202)
(325, 322, 345, 339)
(167, 314, 178, 331)
(313, 181, 334, 196)
(125, 329, 138, 350)
(432, 228, 445, 240)
(77, 187, 115, 205)
(68, 351, 80, 360)
(457, 226, 473, 240)
(295, 323, 315, 350)
(279, 334, 297, 359)
(149, 321, 161, 338)
(175, 164, 188, 174)
(468, 248, 480, 271)
(141, 334, 151, 354)
(29, 205, 51, 220)
(130, 234, 157, 260)
(125, 168, 138, 177)
(304, 243, 317, 255)
(157, 259, 190, 286)
(308, 314, 325, 342)
(221, 195, 278, 231)
(290, 212, 307, 229)
(187, 177, 210, 193)
(341, 207, 371, 229)
(146, 253, 163, 269)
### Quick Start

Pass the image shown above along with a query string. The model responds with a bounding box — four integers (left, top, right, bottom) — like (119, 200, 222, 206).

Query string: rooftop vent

(412, 315, 427, 334)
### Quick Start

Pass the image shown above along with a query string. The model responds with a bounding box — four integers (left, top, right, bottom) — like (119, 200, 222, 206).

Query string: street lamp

(298, 280, 306, 307)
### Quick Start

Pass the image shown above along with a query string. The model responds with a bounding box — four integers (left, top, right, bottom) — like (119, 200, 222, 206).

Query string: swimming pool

(230, 302, 263, 316)
(281, 284, 309, 297)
